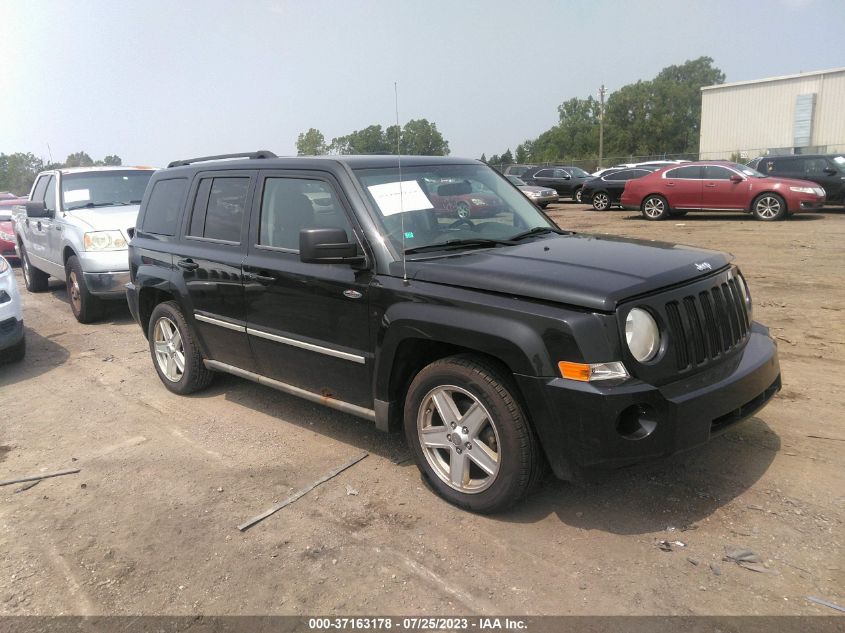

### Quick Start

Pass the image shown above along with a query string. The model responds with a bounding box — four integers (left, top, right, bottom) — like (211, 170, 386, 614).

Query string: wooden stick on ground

(0, 468, 81, 487)
(238, 452, 368, 532)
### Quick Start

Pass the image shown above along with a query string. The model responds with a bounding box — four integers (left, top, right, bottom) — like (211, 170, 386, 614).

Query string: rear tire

(20, 244, 49, 292)
(641, 195, 670, 220)
(404, 354, 539, 513)
(148, 301, 214, 395)
(66, 256, 105, 323)
(574, 188, 583, 203)
(751, 193, 786, 221)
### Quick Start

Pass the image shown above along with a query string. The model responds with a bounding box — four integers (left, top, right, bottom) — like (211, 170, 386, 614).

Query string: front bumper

(531, 194, 559, 206)
(797, 198, 824, 211)
(125, 281, 141, 326)
(1, 238, 19, 261)
(516, 323, 781, 479)
(83, 271, 131, 296)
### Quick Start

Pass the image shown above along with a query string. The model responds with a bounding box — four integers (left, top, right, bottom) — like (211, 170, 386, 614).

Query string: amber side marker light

(558, 360, 629, 382)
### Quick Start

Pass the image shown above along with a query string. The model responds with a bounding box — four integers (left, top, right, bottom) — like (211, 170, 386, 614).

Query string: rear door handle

(177, 258, 199, 271)
(665, 182, 675, 187)
(705, 183, 716, 188)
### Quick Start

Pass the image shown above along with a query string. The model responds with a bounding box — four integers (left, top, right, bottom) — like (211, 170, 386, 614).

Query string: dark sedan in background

(521, 165, 593, 202)
(581, 167, 658, 210)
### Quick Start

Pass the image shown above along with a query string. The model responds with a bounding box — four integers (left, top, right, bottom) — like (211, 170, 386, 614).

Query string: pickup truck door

(242, 170, 373, 408)
(22, 175, 55, 270)
(44, 176, 65, 265)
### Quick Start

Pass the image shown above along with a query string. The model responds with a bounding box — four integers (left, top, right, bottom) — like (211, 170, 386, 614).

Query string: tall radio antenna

(394, 81, 408, 283)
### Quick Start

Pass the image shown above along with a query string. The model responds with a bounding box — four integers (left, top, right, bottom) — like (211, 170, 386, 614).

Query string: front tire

(592, 192, 610, 211)
(752, 193, 786, 221)
(641, 195, 670, 220)
(455, 201, 471, 219)
(404, 355, 539, 513)
(0, 336, 25, 364)
(20, 244, 49, 292)
(66, 256, 105, 323)
(148, 301, 214, 395)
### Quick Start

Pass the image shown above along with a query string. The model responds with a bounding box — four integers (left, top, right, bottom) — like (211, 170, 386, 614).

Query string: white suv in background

(12, 167, 156, 322)
(0, 255, 24, 363)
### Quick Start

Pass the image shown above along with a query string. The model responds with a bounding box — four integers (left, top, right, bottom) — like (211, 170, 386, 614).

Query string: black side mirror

(25, 201, 51, 218)
(823, 167, 837, 176)
(299, 227, 363, 264)
(562, 175, 571, 180)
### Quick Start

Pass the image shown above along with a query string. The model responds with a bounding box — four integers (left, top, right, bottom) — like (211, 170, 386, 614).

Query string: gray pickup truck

(13, 167, 155, 322)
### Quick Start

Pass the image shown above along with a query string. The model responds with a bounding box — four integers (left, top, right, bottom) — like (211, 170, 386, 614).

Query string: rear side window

(534, 169, 553, 178)
(188, 177, 249, 243)
(605, 169, 645, 181)
(665, 166, 702, 179)
(142, 178, 187, 236)
(763, 158, 796, 174)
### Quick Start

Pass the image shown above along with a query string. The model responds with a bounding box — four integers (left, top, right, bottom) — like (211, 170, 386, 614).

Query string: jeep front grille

(665, 277, 749, 370)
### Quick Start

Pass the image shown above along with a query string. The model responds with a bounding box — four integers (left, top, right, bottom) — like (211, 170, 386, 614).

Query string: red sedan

(429, 181, 506, 219)
(0, 198, 24, 263)
(620, 161, 826, 221)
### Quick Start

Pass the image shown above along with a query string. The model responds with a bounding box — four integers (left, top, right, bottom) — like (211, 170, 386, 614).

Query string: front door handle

(705, 183, 716, 188)
(244, 271, 276, 283)
(36, 221, 42, 231)
(177, 258, 199, 271)
(665, 182, 675, 187)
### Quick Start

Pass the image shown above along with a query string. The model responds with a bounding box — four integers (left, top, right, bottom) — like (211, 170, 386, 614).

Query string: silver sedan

(506, 175, 558, 208)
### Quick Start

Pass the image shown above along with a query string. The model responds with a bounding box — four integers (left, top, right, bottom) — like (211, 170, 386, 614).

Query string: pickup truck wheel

(20, 245, 49, 292)
(641, 195, 670, 220)
(148, 301, 214, 394)
(66, 256, 105, 323)
(404, 355, 539, 513)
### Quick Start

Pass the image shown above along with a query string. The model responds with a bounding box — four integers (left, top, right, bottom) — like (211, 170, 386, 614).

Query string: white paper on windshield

(64, 189, 90, 203)
(834, 156, 845, 165)
(367, 180, 433, 216)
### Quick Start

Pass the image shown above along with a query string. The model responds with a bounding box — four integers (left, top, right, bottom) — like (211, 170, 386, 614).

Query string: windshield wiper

(67, 201, 130, 209)
(508, 226, 565, 241)
(404, 238, 515, 255)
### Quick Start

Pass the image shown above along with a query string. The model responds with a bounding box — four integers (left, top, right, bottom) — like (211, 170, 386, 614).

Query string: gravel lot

(1, 203, 843, 616)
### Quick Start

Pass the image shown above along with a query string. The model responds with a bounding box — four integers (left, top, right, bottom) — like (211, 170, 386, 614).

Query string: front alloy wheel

(592, 192, 610, 211)
(752, 194, 786, 221)
(455, 201, 471, 219)
(574, 188, 583, 203)
(417, 385, 500, 493)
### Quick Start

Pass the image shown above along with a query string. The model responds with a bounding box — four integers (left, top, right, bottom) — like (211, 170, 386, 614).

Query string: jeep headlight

(625, 308, 660, 362)
(83, 231, 127, 251)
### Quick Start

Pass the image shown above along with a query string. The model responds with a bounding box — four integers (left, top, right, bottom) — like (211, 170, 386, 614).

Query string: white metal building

(699, 67, 845, 160)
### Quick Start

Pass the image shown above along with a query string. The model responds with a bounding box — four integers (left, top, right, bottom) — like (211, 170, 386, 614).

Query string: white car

(0, 255, 24, 363)
(592, 160, 689, 177)
(12, 166, 156, 323)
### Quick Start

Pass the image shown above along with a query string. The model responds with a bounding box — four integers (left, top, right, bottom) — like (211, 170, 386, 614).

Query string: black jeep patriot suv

(127, 151, 781, 512)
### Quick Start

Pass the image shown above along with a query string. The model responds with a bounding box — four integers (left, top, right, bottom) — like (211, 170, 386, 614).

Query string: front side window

(44, 176, 57, 212)
(702, 166, 733, 180)
(188, 177, 249, 243)
(534, 169, 554, 178)
(142, 178, 187, 236)
(353, 162, 556, 257)
(30, 176, 49, 203)
(259, 177, 352, 251)
(61, 170, 153, 210)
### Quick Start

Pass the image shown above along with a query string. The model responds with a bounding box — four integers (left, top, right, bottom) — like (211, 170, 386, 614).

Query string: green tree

(479, 153, 487, 163)
(500, 149, 514, 166)
(102, 154, 122, 166)
(0, 152, 44, 196)
(399, 119, 449, 155)
(296, 128, 328, 155)
(514, 144, 530, 164)
(65, 151, 95, 167)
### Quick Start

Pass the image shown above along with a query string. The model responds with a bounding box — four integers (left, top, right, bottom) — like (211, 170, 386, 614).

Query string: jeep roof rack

(167, 150, 278, 169)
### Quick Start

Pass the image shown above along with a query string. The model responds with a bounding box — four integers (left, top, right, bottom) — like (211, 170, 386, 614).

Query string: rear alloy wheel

(641, 195, 670, 221)
(455, 201, 471, 219)
(20, 244, 49, 292)
(404, 355, 541, 513)
(148, 301, 214, 394)
(574, 188, 583, 203)
(592, 192, 610, 211)
(752, 194, 786, 221)
(66, 256, 105, 323)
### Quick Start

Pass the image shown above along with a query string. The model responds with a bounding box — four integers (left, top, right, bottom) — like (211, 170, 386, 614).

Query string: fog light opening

(616, 404, 658, 440)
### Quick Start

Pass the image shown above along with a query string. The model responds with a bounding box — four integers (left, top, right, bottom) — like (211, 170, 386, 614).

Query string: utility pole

(598, 84, 607, 170)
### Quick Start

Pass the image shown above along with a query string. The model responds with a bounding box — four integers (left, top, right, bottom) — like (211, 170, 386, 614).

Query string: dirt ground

(1, 203, 843, 617)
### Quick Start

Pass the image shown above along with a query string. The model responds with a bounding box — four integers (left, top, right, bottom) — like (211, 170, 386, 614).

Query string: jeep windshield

(61, 170, 154, 211)
(353, 162, 557, 256)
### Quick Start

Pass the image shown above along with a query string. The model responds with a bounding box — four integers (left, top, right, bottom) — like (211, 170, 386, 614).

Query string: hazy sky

(2, 0, 843, 167)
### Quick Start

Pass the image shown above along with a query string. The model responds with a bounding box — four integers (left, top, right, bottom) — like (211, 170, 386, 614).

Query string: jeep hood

(64, 206, 140, 236)
(405, 233, 732, 312)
